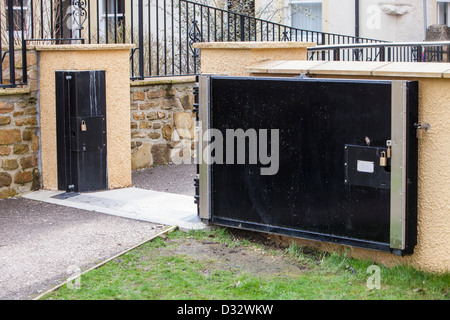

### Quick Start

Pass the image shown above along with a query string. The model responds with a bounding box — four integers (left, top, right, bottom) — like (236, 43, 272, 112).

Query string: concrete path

(23, 187, 204, 231)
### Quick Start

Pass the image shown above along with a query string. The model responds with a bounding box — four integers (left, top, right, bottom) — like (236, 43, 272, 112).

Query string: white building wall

(256, 0, 438, 42)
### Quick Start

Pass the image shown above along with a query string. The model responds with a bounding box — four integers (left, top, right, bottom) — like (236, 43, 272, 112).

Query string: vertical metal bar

(96, 0, 100, 43)
(114, 0, 118, 43)
(156, 0, 159, 75)
(50, 0, 54, 38)
(105, 0, 109, 43)
(193, 3, 197, 74)
(214, 8, 217, 42)
(227, 12, 230, 41)
(40, 0, 44, 38)
(379, 46, 385, 62)
(59, 0, 64, 39)
(148, 0, 152, 76)
(260, 20, 263, 41)
(200, 5, 203, 43)
(122, 0, 126, 43)
(417, 46, 423, 62)
(208, 7, 211, 42)
(88, 0, 91, 43)
(240, 15, 245, 41)
(390, 81, 408, 251)
(172, 0, 174, 74)
(164, 0, 167, 75)
(333, 48, 340, 61)
(179, 0, 182, 74)
(186, 1, 189, 74)
(7, 0, 16, 86)
(30, 0, 34, 39)
(138, 0, 144, 79)
(234, 14, 236, 41)
(20, 0, 25, 39)
(130, 0, 134, 77)
(21, 0, 27, 84)
(198, 75, 211, 221)
(207, 7, 210, 43)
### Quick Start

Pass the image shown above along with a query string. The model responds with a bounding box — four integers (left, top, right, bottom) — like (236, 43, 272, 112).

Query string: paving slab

(23, 187, 204, 231)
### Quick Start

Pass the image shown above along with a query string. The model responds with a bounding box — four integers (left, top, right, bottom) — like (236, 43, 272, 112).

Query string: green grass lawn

(41, 227, 449, 300)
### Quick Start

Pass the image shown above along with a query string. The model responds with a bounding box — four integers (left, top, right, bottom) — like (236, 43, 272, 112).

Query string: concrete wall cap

(193, 41, 316, 49)
(35, 44, 136, 52)
(0, 87, 31, 96)
(247, 60, 450, 78)
(130, 76, 196, 86)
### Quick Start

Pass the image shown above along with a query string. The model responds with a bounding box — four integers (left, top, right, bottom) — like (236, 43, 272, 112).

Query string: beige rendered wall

(196, 44, 450, 273)
(38, 44, 133, 191)
(194, 42, 315, 76)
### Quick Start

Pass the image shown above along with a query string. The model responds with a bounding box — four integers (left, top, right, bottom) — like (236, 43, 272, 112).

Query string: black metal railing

(1, 0, 385, 88)
(308, 41, 450, 63)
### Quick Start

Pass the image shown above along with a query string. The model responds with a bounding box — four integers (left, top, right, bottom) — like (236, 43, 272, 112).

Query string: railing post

(417, 45, 423, 62)
(333, 48, 340, 61)
(379, 46, 386, 62)
(7, 0, 16, 86)
(138, 0, 145, 79)
(240, 15, 245, 41)
(22, 39, 27, 85)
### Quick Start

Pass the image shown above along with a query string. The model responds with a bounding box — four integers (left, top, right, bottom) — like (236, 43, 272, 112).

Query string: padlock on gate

(379, 151, 387, 167)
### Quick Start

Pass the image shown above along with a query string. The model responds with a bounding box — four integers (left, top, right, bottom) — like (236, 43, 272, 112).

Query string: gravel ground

(0, 165, 195, 300)
(132, 163, 196, 196)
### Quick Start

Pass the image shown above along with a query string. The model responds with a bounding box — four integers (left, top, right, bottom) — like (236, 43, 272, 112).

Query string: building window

(102, 0, 125, 26)
(5, 0, 28, 32)
(438, 1, 450, 26)
(290, 1, 322, 32)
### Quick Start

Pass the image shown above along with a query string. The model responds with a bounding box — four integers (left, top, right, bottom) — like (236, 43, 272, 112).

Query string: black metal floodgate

(55, 71, 107, 193)
(198, 76, 418, 256)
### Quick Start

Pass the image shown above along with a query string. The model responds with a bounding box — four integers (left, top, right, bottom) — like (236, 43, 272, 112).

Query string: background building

(255, 0, 441, 42)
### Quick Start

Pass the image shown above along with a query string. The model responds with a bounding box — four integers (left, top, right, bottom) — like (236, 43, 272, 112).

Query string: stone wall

(0, 90, 40, 199)
(0, 49, 40, 199)
(130, 77, 196, 170)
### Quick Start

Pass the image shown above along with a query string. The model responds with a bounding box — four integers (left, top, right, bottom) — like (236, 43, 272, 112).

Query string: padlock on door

(379, 151, 387, 167)
(81, 120, 87, 132)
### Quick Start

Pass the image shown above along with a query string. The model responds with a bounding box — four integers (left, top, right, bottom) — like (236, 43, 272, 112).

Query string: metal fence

(1, 0, 385, 87)
(308, 41, 450, 63)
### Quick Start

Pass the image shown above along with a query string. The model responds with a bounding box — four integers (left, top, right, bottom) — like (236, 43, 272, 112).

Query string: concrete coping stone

(35, 44, 136, 52)
(193, 41, 316, 49)
(247, 60, 450, 78)
(0, 87, 31, 96)
(130, 76, 197, 86)
(247, 60, 326, 74)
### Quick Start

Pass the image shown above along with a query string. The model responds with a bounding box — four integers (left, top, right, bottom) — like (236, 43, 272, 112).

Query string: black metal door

(200, 76, 418, 255)
(55, 70, 107, 193)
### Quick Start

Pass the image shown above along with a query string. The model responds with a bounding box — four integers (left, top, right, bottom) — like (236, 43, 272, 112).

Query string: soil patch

(153, 232, 310, 278)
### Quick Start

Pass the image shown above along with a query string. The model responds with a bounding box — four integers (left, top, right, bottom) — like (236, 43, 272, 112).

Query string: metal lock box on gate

(196, 75, 418, 256)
